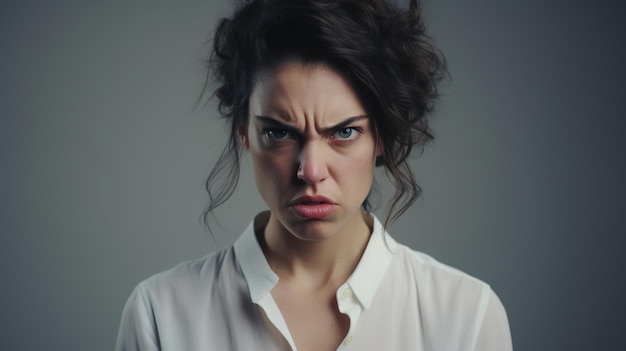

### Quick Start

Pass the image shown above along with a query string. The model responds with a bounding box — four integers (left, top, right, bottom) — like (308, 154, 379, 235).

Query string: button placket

(337, 284, 359, 349)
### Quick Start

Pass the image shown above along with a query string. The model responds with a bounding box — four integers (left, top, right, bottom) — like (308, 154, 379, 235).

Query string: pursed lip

(290, 195, 336, 205)
(289, 195, 338, 219)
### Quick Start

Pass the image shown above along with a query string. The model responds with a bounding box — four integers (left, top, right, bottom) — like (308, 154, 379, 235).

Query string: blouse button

(345, 336, 353, 344)
(342, 287, 353, 298)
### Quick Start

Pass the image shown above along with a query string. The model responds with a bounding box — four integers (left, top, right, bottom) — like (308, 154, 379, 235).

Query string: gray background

(1, 0, 624, 350)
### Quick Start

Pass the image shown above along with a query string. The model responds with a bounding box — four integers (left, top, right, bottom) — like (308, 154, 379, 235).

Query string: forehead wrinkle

(254, 69, 312, 127)
(251, 62, 366, 135)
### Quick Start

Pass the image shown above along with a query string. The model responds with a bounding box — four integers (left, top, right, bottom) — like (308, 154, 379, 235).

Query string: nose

(296, 142, 329, 184)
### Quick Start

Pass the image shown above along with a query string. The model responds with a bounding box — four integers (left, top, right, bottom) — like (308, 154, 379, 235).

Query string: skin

(241, 61, 382, 350)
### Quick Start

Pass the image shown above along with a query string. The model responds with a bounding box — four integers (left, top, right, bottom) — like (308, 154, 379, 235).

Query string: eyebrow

(254, 115, 368, 134)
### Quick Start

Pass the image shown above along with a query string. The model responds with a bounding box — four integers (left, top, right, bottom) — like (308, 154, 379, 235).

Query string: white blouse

(116, 214, 512, 350)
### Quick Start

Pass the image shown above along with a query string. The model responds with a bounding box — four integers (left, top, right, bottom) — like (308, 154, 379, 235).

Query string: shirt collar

(234, 213, 396, 309)
(345, 214, 396, 309)
(233, 213, 279, 304)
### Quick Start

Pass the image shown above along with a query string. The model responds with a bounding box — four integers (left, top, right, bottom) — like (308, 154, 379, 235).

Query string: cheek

(334, 150, 377, 186)
(251, 150, 295, 189)
(248, 132, 292, 180)
(338, 143, 377, 171)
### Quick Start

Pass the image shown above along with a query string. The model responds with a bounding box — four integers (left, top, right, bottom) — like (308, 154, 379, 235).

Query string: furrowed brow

(320, 115, 369, 134)
(254, 114, 369, 134)
(255, 116, 299, 133)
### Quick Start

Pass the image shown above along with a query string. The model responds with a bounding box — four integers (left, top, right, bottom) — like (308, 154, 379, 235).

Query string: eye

(264, 128, 292, 140)
(333, 127, 359, 140)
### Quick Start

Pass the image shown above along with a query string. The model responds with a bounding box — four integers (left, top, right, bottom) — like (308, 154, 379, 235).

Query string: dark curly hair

(203, 0, 447, 229)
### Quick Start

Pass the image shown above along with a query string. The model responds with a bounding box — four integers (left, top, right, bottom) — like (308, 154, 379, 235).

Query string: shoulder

(387, 243, 511, 349)
(135, 246, 238, 301)
(369, 215, 494, 313)
(392, 244, 494, 320)
(393, 242, 490, 296)
(116, 246, 243, 350)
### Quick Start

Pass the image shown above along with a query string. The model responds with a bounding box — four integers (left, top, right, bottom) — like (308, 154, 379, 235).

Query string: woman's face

(243, 62, 381, 241)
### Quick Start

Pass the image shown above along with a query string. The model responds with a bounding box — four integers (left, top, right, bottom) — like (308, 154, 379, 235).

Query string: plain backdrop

(1, 0, 625, 350)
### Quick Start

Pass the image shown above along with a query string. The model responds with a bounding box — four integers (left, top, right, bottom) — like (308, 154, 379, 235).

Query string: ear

(238, 124, 250, 151)
(375, 136, 384, 157)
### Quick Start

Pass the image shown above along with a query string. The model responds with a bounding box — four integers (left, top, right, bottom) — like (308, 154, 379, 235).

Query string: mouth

(291, 195, 337, 219)
(293, 195, 334, 205)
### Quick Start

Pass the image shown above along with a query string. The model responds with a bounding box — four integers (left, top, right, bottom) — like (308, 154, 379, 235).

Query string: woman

(116, 0, 513, 350)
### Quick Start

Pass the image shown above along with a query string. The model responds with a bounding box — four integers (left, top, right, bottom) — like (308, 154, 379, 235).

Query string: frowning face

(243, 62, 381, 242)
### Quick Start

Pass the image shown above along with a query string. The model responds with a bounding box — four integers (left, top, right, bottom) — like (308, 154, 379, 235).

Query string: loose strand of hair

(201, 134, 242, 237)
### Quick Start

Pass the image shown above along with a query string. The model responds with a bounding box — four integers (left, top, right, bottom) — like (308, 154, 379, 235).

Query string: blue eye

(334, 127, 358, 140)
(265, 128, 291, 140)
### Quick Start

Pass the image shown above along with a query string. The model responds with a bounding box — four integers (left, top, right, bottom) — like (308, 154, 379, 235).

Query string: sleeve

(115, 283, 160, 351)
(473, 288, 513, 351)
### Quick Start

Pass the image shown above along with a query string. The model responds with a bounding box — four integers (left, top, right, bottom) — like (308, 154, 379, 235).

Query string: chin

(286, 217, 344, 241)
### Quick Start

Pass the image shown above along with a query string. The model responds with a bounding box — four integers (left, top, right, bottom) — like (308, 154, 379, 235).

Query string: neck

(257, 211, 372, 288)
